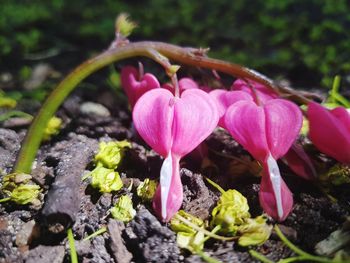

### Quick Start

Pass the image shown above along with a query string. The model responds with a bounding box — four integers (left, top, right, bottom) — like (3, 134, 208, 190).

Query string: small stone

(80, 102, 111, 117)
(25, 245, 65, 263)
(15, 220, 39, 247)
(107, 219, 133, 263)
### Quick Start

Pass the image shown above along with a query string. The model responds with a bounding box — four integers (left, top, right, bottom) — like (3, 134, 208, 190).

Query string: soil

(0, 84, 349, 263)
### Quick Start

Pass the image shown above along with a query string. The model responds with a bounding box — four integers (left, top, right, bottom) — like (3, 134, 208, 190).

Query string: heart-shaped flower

(133, 88, 219, 221)
(121, 66, 160, 107)
(308, 102, 350, 164)
(225, 99, 302, 220)
(209, 89, 253, 128)
(232, 79, 279, 103)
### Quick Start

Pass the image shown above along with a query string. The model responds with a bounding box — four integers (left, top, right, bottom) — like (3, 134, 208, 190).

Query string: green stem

(0, 197, 11, 203)
(67, 228, 78, 263)
(205, 177, 225, 194)
(249, 250, 275, 263)
(83, 227, 107, 241)
(13, 41, 312, 174)
(275, 225, 345, 263)
(274, 225, 310, 258)
(174, 214, 236, 241)
(194, 248, 223, 263)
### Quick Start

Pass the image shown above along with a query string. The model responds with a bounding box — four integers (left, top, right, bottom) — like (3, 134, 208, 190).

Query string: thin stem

(174, 214, 236, 241)
(0, 197, 11, 203)
(330, 75, 341, 103)
(205, 177, 225, 194)
(83, 227, 107, 241)
(172, 74, 180, 97)
(67, 228, 78, 263)
(249, 250, 275, 263)
(274, 225, 310, 258)
(194, 248, 223, 263)
(13, 41, 312, 174)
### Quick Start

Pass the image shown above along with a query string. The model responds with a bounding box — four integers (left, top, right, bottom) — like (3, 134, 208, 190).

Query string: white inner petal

(160, 152, 173, 220)
(267, 153, 283, 219)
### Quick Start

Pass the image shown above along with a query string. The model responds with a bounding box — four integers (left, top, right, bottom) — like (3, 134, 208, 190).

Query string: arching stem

(13, 41, 312, 174)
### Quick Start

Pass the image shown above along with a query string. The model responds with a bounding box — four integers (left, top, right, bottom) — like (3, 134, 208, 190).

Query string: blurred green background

(1, 0, 350, 88)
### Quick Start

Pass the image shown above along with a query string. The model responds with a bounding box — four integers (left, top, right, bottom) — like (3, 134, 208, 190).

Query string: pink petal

(153, 154, 183, 222)
(259, 155, 293, 221)
(224, 100, 269, 161)
(132, 89, 174, 157)
(162, 77, 199, 95)
(308, 102, 350, 164)
(171, 89, 219, 157)
(121, 66, 160, 107)
(331, 107, 350, 134)
(179, 78, 199, 91)
(264, 99, 302, 159)
(232, 79, 279, 103)
(210, 90, 253, 128)
(283, 143, 316, 180)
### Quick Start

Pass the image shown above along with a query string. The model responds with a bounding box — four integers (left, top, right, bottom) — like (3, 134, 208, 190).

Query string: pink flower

(133, 88, 219, 221)
(162, 77, 199, 95)
(232, 79, 279, 103)
(224, 99, 302, 220)
(308, 102, 350, 164)
(209, 89, 253, 128)
(282, 143, 316, 180)
(121, 66, 160, 107)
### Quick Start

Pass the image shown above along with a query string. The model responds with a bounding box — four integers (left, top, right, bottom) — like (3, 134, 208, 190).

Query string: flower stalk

(13, 41, 311, 174)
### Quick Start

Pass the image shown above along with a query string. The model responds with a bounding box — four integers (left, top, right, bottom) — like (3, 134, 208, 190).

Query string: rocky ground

(0, 85, 349, 263)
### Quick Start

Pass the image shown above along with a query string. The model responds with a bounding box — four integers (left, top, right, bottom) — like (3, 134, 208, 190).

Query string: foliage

(94, 140, 131, 169)
(88, 166, 123, 193)
(110, 195, 136, 222)
(1, 0, 350, 87)
(0, 173, 41, 205)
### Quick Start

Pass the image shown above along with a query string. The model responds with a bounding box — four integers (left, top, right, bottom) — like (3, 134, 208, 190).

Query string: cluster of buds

(121, 64, 350, 222)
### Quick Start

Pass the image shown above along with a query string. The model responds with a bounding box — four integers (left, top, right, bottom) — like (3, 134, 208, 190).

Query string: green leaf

(10, 184, 41, 205)
(115, 13, 137, 37)
(94, 140, 131, 169)
(238, 216, 272, 247)
(170, 210, 206, 252)
(90, 166, 123, 193)
(110, 195, 136, 222)
(136, 178, 157, 201)
(170, 210, 204, 234)
(210, 189, 250, 235)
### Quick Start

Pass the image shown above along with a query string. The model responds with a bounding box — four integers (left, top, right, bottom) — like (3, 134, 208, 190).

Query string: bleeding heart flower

(121, 66, 160, 107)
(224, 99, 302, 220)
(133, 88, 219, 221)
(209, 89, 253, 128)
(162, 77, 199, 95)
(308, 102, 350, 164)
(282, 143, 316, 180)
(232, 79, 279, 103)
